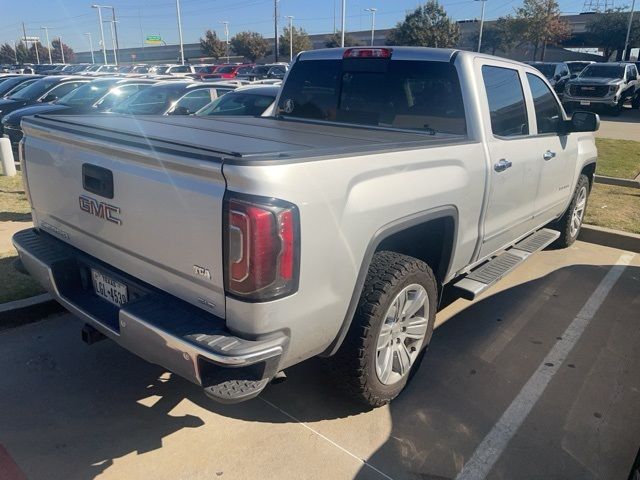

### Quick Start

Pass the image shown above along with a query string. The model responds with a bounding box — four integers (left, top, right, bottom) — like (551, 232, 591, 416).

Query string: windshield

(580, 64, 625, 78)
(196, 91, 275, 116)
(150, 66, 169, 74)
(251, 66, 270, 75)
(132, 66, 149, 73)
(8, 77, 59, 101)
(57, 80, 118, 106)
(567, 62, 590, 74)
(110, 84, 186, 114)
(217, 66, 236, 74)
(0, 77, 35, 97)
(532, 64, 556, 79)
(277, 59, 467, 135)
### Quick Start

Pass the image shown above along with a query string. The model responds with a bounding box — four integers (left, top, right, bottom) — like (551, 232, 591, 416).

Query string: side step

(454, 228, 560, 300)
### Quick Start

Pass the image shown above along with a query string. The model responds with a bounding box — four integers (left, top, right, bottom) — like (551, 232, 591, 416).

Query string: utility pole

(34, 40, 40, 64)
(21, 22, 28, 63)
(285, 16, 294, 62)
(220, 21, 230, 63)
(108, 18, 118, 64)
(364, 8, 377, 46)
(176, 0, 185, 65)
(41, 27, 52, 63)
(274, 0, 279, 62)
(84, 33, 95, 64)
(59, 37, 65, 63)
(110, 6, 120, 62)
(341, 0, 346, 47)
(623, 0, 636, 61)
(476, 0, 487, 53)
(13, 40, 18, 63)
(92, 5, 109, 64)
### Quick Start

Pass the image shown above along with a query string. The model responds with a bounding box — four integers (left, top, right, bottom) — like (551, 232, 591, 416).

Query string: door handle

(494, 159, 512, 172)
(543, 150, 556, 161)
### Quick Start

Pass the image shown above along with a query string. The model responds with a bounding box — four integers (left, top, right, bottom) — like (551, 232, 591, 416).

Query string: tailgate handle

(82, 164, 114, 199)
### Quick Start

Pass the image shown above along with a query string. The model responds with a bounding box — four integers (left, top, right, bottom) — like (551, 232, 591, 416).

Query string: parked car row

(0, 73, 281, 157)
(527, 60, 640, 115)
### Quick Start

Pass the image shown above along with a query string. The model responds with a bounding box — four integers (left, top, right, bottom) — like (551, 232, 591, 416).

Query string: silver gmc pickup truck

(13, 47, 599, 407)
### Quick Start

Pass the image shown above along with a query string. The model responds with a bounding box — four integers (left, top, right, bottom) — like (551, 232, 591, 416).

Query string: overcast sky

(0, 0, 602, 52)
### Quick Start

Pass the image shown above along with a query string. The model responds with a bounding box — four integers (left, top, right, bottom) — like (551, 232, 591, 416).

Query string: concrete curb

(0, 293, 63, 330)
(579, 224, 640, 253)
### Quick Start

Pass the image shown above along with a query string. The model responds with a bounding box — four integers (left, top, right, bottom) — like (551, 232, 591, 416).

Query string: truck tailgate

(21, 116, 227, 319)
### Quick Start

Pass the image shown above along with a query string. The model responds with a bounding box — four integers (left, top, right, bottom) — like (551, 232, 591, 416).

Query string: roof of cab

(298, 46, 458, 63)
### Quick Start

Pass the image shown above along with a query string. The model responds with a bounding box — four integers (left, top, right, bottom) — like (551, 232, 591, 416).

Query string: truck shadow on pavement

(1, 264, 638, 479)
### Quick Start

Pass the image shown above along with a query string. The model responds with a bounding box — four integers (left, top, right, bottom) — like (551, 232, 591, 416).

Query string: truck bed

(24, 114, 465, 163)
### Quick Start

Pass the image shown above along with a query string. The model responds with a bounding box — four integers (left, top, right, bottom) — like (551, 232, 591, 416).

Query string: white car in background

(195, 84, 280, 117)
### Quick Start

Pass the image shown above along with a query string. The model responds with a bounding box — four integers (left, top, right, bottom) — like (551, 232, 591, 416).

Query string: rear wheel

(331, 251, 437, 407)
(552, 174, 590, 248)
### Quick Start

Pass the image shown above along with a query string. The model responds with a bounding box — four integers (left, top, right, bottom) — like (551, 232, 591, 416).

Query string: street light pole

(285, 16, 294, 62)
(623, 0, 636, 61)
(274, 0, 280, 62)
(106, 18, 118, 64)
(110, 6, 120, 62)
(176, 0, 185, 65)
(364, 8, 377, 46)
(220, 21, 230, 63)
(84, 33, 95, 64)
(341, 0, 346, 47)
(92, 5, 109, 64)
(41, 27, 52, 64)
(476, 0, 487, 53)
(59, 37, 65, 63)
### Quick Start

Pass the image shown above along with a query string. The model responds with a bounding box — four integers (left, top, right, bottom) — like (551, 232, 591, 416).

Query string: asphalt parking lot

(595, 106, 640, 142)
(0, 240, 638, 480)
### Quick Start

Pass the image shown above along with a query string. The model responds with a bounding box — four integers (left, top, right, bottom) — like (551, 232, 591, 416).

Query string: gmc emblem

(79, 195, 122, 225)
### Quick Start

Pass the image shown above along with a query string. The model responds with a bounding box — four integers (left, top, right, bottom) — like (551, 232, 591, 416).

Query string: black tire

(551, 174, 590, 248)
(330, 251, 437, 408)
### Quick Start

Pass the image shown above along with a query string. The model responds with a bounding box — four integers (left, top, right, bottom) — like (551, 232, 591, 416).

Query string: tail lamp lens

(224, 193, 299, 301)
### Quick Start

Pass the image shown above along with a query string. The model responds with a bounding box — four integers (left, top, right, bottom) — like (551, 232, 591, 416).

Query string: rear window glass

(277, 59, 466, 135)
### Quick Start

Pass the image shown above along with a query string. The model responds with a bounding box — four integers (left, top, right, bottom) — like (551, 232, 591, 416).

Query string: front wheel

(330, 251, 437, 407)
(552, 174, 590, 248)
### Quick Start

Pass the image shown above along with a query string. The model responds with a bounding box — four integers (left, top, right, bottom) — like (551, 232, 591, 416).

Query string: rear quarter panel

(222, 141, 485, 367)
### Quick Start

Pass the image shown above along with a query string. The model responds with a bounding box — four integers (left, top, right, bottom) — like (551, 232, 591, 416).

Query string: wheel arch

(322, 205, 458, 357)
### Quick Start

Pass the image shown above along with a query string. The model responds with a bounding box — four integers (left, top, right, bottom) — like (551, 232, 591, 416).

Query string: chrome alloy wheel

(570, 185, 587, 238)
(375, 284, 429, 385)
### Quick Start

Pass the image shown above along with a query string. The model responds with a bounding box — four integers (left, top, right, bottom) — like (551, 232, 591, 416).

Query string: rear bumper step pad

(12, 228, 287, 404)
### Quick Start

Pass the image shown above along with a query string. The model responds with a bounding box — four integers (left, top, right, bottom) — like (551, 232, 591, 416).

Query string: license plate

(92, 269, 128, 306)
(580, 101, 591, 106)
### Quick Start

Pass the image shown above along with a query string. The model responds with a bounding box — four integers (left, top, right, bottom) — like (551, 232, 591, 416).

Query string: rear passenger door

(477, 61, 542, 259)
(524, 71, 577, 222)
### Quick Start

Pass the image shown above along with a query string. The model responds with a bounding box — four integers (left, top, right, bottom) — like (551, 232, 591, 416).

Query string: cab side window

(526, 73, 563, 135)
(482, 65, 529, 137)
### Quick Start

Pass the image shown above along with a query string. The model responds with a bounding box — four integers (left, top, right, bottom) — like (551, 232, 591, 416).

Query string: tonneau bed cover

(23, 114, 464, 162)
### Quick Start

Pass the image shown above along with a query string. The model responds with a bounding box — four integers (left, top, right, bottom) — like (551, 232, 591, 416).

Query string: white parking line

(260, 398, 396, 480)
(455, 252, 636, 480)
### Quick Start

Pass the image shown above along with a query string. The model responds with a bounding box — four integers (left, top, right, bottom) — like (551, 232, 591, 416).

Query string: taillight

(224, 192, 300, 301)
(343, 48, 392, 59)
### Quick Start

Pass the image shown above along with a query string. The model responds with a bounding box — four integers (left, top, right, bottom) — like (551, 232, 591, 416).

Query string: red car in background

(195, 64, 254, 80)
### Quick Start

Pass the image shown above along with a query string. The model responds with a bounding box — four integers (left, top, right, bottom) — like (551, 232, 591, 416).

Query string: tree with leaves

(586, 9, 640, 60)
(386, 1, 460, 48)
(279, 26, 312, 58)
(515, 0, 570, 60)
(15, 42, 30, 63)
(470, 16, 523, 54)
(200, 29, 227, 60)
(230, 31, 269, 62)
(325, 33, 361, 48)
(0, 43, 16, 63)
(29, 43, 50, 63)
(50, 38, 75, 63)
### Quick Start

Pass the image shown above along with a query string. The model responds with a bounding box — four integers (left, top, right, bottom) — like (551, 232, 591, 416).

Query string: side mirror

(169, 105, 190, 115)
(566, 111, 600, 133)
(41, 93, 57, 103)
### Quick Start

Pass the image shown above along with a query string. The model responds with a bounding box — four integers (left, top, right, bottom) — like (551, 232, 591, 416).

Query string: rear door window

(277, 59, 466, 135)
(482, 65, 529, 137)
